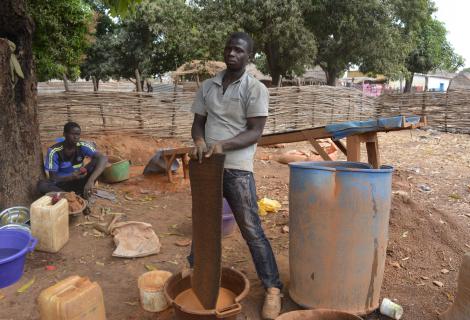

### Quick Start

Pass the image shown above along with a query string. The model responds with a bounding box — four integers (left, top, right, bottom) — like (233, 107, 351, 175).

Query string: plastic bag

(258, 198, 282, 216)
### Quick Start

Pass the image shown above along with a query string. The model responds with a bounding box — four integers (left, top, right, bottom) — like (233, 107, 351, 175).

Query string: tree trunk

(146, 79, 153, 92)
(271, 73, 281, 87)
(63, 73, 70, 91)
(424, 75, 429, 92)
(404, 73, 414, 93)
(92, 76, 98, 91)
(0, 1, 45, 208)
(264, 42, 282, 87)
(325, 68, 338, 86)
(135, 68, 142, 92)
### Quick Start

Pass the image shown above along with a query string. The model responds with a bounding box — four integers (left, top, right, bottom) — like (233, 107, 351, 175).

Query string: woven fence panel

(38, 85, 376, 141)
(377, 90, 470, 133)
(38, 87, 470, 142)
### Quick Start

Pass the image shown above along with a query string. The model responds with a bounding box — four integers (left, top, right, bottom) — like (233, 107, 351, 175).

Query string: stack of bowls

(0, 207, 31, 233)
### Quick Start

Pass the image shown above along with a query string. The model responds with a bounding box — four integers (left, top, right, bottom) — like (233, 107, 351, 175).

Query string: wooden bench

(161, 115, 427, 181)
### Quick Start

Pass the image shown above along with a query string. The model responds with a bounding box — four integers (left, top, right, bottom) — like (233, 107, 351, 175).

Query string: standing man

(190, 32, 283, 319)
(38, 122, 107, 199)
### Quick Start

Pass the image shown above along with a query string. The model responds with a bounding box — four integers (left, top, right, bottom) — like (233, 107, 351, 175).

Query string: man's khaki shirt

(191, 70, 269, 172)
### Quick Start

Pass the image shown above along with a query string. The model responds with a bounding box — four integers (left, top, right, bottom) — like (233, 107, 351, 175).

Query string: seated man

(38, 122, 107, 199)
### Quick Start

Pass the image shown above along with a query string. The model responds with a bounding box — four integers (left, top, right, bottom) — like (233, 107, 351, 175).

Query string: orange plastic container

(30, 195, 69, 253)
(38, 275, 106, 320)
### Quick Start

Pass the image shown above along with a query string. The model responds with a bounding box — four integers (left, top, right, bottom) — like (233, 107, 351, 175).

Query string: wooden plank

(358, 132, 378, 143)
(189, 155, 225, 309)
(259, 127, 330, 146)
(162, 147, 192, 156)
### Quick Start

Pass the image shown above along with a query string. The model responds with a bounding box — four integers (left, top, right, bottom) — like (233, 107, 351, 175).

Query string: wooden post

(444, 91, 448, 132)
(421, 92, 426, 118)
(163, 152, 177, 183)
(182, 153, 190, 179)
(347, 93, 351, 120)
(66, 105, 72, 122)
(365, 135, 380, 169)
(311, 93, 316, 127)
(171, 80, 177, 136)
(294, 86, 301, 129)
(137, 97, 144, 130)
(100, 104, 106, 129)
(346, 135, 361, 162)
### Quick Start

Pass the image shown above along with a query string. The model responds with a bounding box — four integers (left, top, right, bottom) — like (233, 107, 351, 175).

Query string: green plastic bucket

(102, 158, 130, 183)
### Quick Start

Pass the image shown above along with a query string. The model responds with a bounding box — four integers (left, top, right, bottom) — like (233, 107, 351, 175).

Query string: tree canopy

(404, 15, 464, 91)
(195, 0, 317, 85)
(26, 0, 464, 88)
(109, 0, 201, 90)
(304, 0, 429, 85)
(27, 0, 93, 82)
(80, 5, 118, 90)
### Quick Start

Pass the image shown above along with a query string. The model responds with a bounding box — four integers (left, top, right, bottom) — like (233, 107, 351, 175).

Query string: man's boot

(262, 287, 282, 319)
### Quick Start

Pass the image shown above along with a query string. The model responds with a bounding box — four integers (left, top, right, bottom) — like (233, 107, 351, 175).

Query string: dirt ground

(1, 129, 470, 320)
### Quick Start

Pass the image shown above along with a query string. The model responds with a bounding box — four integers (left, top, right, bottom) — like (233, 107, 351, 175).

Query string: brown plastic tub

(164, 267, 250, 320)
(276, 309, 363, 320)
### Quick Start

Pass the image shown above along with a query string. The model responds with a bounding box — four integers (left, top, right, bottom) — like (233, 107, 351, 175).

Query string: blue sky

(434, 0, 469, 69)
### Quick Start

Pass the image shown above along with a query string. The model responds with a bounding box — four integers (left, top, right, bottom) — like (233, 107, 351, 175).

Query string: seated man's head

(63, 121, 81, 145)
(224, 32, 253, 72)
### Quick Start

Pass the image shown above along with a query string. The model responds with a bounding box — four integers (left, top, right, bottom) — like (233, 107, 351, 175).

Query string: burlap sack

(110, 221, 161, 258)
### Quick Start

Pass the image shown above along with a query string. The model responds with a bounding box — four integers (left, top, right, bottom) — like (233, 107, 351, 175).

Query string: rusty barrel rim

(163, 266, 250, 317)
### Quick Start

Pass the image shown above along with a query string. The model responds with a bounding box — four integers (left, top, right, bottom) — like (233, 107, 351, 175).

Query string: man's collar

(212, 69, 248, 86)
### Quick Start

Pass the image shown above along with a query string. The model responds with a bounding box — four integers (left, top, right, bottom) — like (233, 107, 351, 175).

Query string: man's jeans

(188, 168, 283, 289)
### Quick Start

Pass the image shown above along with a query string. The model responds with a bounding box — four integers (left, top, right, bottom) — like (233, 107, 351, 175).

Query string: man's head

(224, 32, 253, 72)
(63, 121, 81, 145)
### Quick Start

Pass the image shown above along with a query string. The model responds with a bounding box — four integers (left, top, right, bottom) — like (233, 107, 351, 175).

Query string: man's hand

(205, 143, 224, 158)
(83, 180, 94, 199)
(191, 138, 208, 163)
(72, 171, 87, 180)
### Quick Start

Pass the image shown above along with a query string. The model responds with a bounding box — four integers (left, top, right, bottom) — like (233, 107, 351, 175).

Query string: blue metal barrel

(288, 161, 393, 315)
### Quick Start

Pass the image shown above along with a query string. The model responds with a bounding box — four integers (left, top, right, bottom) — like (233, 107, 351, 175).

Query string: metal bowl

(0, 206, 30, 226)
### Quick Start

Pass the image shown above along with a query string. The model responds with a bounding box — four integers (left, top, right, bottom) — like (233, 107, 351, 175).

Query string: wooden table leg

(366, 134, 380, 169)
(333, 139, 347, 156)
(182, 153, 190, 179)
(163, 153, 177, 183)
(308, 138, 332, 161)
(346, 135, 361, 162)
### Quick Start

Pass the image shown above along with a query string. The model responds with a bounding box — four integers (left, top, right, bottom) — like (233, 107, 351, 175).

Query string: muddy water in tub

(174, 287, 236, 311)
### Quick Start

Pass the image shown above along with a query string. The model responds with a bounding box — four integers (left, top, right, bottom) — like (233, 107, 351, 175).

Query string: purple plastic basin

(222, 198, 236, 238)
(0, 229, 37, 288)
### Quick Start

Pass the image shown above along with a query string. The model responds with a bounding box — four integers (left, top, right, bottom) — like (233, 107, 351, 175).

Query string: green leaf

(10, 55, 24, 79)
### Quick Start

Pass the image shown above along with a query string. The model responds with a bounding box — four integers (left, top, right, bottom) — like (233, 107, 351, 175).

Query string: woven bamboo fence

(37, 85, 376, 141)
(37, 86, 470, 142)
(377, 90, 470, 133)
